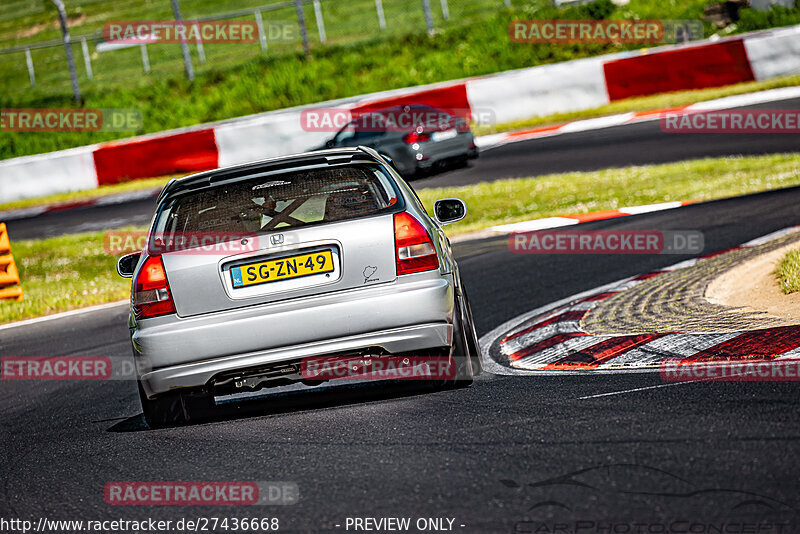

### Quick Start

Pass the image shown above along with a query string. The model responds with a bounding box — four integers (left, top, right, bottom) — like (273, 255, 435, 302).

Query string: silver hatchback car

(117, 147, 481, 427)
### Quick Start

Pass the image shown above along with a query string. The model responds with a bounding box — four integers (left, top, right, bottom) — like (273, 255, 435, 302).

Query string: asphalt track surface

(6, 97, 800, 240)
(3, 185, 800, 532)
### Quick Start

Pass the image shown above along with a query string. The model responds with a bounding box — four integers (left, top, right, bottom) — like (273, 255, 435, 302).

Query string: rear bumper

(140, 322, 452, 398)
(133, 271, 455, 397)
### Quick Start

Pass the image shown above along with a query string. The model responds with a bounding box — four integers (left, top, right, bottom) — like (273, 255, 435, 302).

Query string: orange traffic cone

(0, 223, 23, 301)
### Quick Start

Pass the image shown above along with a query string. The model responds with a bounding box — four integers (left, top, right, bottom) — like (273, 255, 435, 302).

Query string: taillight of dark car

(403, 131, 431, 144)
(394, 212, 439, 275)
(133, 256, 176, 319)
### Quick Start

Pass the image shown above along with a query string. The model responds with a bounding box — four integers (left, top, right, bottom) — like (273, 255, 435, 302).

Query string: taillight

(132, 256, 176, 319)
(394, 212, 439, 275)
(403, 131, 431, 144)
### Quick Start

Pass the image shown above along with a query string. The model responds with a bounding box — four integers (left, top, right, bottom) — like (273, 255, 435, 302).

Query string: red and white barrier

(1, 25, 799, 204)
(474, 84, 800, 150)
(743, 24, 800, 81)
(465, 55, 610, 125)
(1, 146, 99, 200)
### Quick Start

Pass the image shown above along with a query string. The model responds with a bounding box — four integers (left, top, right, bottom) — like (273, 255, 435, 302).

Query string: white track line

(574, 380, 698, 400)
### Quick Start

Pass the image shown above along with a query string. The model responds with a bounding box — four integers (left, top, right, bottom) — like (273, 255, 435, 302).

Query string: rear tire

(442, 297, 474, 389)
(138, 382, 214, 428)
(460, 290, 483, 377)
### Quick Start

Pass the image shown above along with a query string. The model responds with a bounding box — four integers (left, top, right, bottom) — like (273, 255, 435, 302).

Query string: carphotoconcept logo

(509, 19, 703, 44)
(1, 109, 142, 132)
(509, 230, 704, 255)
(661, 109, 800, 133)
(104, 481, 299, 505)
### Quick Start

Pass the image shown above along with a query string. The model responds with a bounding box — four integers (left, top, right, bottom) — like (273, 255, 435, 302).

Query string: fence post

(24, 48, 36, 87)
(375, 0, 386, 29)
(440, 0, 449, 21)
(422, 0, 434, 36)
(255, 9, 268, 52)
(313, 0, 326, 44)
(193, 23, 206, 64)
(80, 37, 93, 78)
(51, 0, 80, 102)
(140, 44, 151, 74)
(294, 0, 311, 58)
(170, 0, 195, 81)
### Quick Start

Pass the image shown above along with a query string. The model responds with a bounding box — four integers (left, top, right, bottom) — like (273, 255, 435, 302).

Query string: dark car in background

(323, 104, 478, 178)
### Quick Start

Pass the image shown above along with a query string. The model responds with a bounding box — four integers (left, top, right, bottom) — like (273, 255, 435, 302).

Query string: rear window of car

(152, 163, 401, 240)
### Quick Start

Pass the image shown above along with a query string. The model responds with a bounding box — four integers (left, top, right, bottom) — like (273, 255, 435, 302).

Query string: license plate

(231, 249, 335, 288)
(431, 128, 457, 142)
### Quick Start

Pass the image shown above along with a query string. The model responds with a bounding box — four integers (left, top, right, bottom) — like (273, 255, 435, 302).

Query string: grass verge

(3, 77, 800, 213)
(419, 153, 800, 235)
(0, 176, 176, 212)
(0, 229, 134, 325)
(2, 152, 799, 325)
(776, 246, 800, 294)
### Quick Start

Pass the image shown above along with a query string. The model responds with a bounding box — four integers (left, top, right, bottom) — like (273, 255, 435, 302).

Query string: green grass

(0, 228, 133, 325)
(416, 153, 800, 234)
(3, 73, 799, 213)
(3, 152, 800, 325)
(4, 0, 800, 161)
(776, 246, 800, 294)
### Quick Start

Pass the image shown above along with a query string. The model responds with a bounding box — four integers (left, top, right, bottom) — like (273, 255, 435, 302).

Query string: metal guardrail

(0, 0, 506, 91)
(0, 0, 300, 54)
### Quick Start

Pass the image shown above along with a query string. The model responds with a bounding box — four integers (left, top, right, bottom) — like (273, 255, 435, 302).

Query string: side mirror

(325, 139, 335, 148)
(433, 198, 467, 225)
(117, 252, 141, 278)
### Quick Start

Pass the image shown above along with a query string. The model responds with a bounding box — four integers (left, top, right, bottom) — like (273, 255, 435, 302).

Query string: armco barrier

(743, 24, 800, 81)
(1, 25, 799, 204)
(465, 55, 609, 124)
(603, 40, 755, 101)
(93, 128, 219, 184)
(0, 146, 98, 203)
(351, 82, 471, 118)
(0, 222, 23, 301)
(214, 109, 336, 168)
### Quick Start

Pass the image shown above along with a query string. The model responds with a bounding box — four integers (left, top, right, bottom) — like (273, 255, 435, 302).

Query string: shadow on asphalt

(107, 379, 447, 433)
